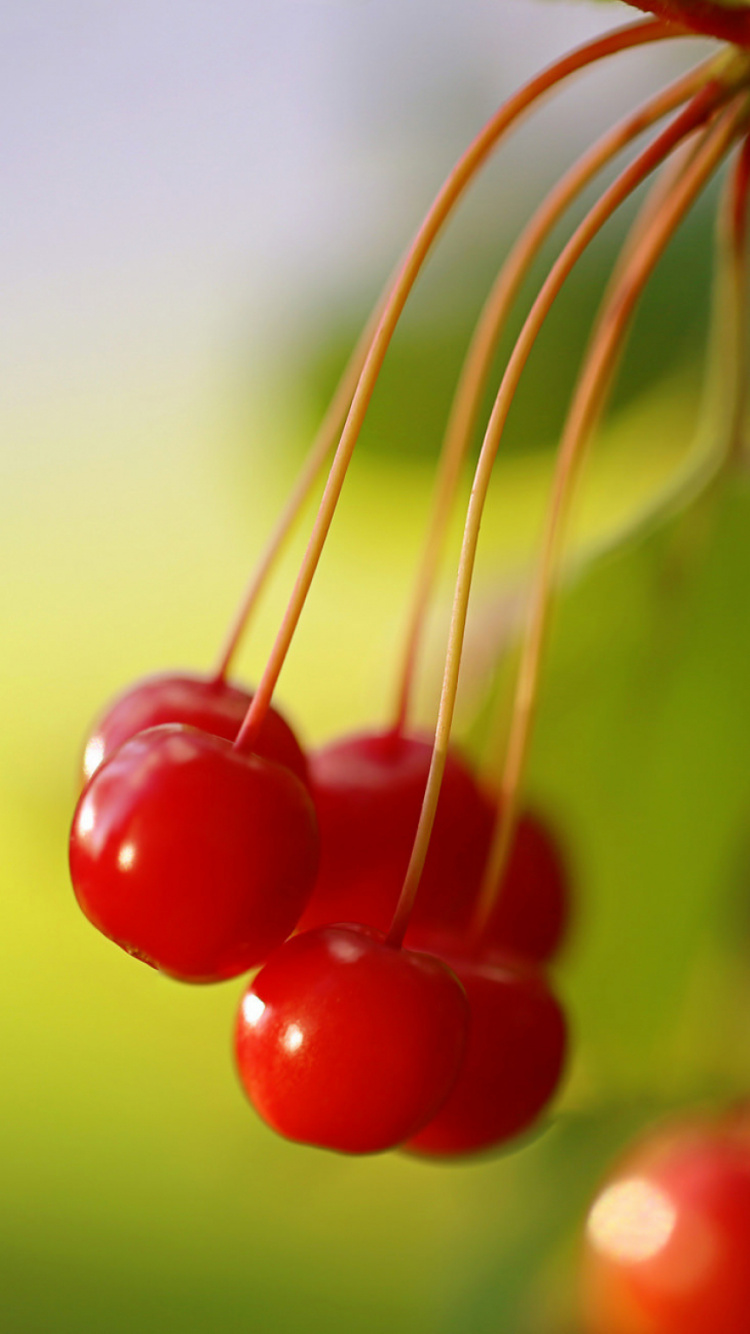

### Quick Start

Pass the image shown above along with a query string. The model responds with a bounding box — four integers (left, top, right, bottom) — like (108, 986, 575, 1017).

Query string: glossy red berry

(405, 944, 567, 1158)
(582, 1113, 750, 1334)
(234, 924, 469, 1154)
(70, 724, 319, 982)
(81, 671, 309, 788)
(296, 729, 494, 938)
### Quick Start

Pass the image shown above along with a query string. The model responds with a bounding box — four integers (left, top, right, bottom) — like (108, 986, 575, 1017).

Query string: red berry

(297, 729, 569, 963)
(475, 811, 570, 965)
(405, 944, 567, 1158)
(296, 729, 494, 937)
(81, 671, 309, 788)
(234, 924, 469, 1154)
(70, 724, 319, 982)
(582, 1114, 750, 1334)
(419, 808, 570, 963)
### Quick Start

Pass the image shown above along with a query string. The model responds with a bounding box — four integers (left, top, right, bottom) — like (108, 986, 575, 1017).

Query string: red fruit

(297, 729, 569, 963)
(416, 805, 568, 965)
(81, 671, 308, 789)
(70, 724, 319, 982)
(488, 811, 569, 963)
(582, 1114, 750, 1334)
(234, 924, 469, 1154)
(405, 946, 567, 1158)
(296, 729, 494, 937)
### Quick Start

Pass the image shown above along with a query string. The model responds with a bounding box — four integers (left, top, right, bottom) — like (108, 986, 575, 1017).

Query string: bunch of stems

(207, 17, 749, 950)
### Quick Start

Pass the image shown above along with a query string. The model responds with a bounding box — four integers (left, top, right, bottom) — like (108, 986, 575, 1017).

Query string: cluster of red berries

(67, 0, 750, 1226)
(70, 669, 568, 1157)
(63, 2, 750, 1327)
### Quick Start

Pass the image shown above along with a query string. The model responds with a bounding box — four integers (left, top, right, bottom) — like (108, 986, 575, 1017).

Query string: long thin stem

(721, 129, 750, 464)
(468, 97, 748, 947)
(386, 80, 733, 949)
(730, 129, 750, 259)
(593, 134, 703, 339)
(476, 136, 701, 787)
(232, 18, 684, 755)
(391, 56, 718, 734)
(212, 296, 387, 682)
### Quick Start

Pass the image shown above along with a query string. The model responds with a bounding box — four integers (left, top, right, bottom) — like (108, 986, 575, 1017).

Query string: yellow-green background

(3, 4, 750, 1331)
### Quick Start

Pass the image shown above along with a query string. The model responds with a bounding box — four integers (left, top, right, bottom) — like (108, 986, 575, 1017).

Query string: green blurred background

(3, 2, 750, 1330)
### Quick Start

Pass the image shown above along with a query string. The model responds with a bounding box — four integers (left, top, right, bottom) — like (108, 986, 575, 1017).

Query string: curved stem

(386, 81, 732, 949)
(468, 97, 747, 948)
(212, 295, 388, 682)
(476, 135, 701, 787)
(391, 56, 718, 734)
(721, 128, 750, 465)
(231, 17, 684, 755)
(730, 129, 750, 256)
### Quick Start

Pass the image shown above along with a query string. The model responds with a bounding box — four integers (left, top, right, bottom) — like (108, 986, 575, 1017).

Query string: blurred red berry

(81, 671, 309, 789)
(582, 1113, 750, 1334)
(406, 945, 567, 1158)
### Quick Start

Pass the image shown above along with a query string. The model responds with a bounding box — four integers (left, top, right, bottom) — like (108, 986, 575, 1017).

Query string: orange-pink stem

(232, 17, 685, 756)
(469, 97, 748, 947)
(211, 296, 388, 683)
(475, 133, 701, 790)
(391, 55, 717, 734)
(387, 81, 733, 948)
(725, 129, 750, 463)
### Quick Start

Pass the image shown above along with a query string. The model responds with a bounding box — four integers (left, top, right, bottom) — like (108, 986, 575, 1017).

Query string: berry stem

(477, 125, 749, 788)
(386, 80, 733, 950)
(211, 297, 388, 683)
(468, 95, 749, 948)
(476, 133, 701, 787)
(730, 128, 750, 256)
(391, 55, 718, 735)
(231, 18, 684, 756)
(719, 127, 750, 465)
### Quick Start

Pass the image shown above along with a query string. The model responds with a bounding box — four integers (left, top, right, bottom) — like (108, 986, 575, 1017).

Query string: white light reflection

(164, 734, 200, 765)
(83, 736, 105, 781)
(328, 933, 363, 964)
(241, 992, 266, 1027)
(117, 842, 136, 871)
(587, 1177, 677, 1265)
(283, 1023, 304, 1054)
(77, 796, 96, 838)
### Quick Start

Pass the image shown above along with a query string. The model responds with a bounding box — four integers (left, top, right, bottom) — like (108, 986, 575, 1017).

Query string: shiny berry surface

(297, 729, 494, 936)
(582, 1115, 750, 1334)
(234, 924, 469, 1154)
(70, 725, 319, 982)
(81, 671, 309, 788)
(406, 947, 567, 1158)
